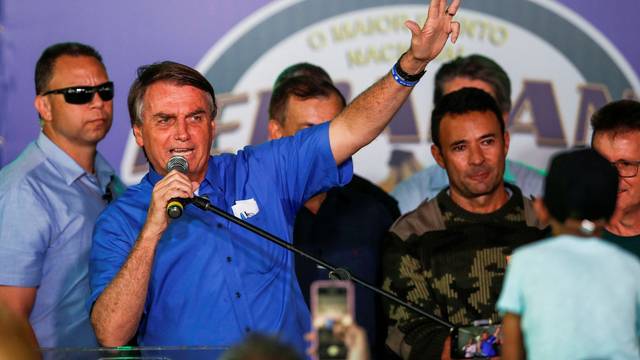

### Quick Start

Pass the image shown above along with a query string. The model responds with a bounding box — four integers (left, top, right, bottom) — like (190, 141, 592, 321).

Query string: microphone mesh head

(166, 156, 188, 174)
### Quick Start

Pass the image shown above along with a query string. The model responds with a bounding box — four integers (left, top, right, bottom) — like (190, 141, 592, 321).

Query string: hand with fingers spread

(402, 0, 462, 72)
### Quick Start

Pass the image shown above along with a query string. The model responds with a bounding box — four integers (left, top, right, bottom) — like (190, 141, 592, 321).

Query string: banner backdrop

(1, 0, 638, 191)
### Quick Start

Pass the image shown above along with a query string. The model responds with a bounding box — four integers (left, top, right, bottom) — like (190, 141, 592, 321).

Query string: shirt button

(245, 327, 251, 333)
(235, 292, 241, 299)
(216, 223, 223, 229)
(226, 256, 232, 263)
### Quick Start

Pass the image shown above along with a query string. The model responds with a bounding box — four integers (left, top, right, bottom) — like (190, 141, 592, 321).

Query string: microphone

(166, 156, 189, 219)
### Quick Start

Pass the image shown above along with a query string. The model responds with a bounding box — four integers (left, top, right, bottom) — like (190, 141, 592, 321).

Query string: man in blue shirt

(0, 42, 121, 347)
(267, 68, 399, 358)
(392, 54, 545, 214)
(89, 0, 462, 352)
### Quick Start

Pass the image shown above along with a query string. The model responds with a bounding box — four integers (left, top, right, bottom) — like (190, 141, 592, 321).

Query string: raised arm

(329, 0, 461, 164)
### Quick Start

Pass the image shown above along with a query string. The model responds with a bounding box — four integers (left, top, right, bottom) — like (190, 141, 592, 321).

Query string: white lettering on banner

(120, 2, 639, 189)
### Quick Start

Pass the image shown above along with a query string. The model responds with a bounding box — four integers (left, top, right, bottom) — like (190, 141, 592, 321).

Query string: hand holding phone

(310, 280, 355, 360)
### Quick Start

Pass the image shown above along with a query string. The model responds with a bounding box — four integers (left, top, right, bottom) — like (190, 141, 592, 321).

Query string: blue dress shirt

(0, 132, 117, 347)
(89, 122, 352, 353)
(391, 159, 545, 214)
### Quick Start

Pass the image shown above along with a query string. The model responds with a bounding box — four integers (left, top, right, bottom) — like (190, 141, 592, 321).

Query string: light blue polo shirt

(498, 235, 640, 359)
(89, 122, 352, 353)
(0, 132, 117, 347)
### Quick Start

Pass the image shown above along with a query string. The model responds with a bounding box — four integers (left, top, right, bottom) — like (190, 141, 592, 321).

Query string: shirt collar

(36, 132, 115, 188)
(95, 152, 117, 191)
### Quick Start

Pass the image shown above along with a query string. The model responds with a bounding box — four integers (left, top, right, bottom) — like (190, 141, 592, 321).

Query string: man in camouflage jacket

(382, 88, 548, 359)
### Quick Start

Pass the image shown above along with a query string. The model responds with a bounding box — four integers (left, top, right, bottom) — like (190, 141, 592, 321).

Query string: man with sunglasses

(591, 100, 640, 258)
(0, 42, 123, 347)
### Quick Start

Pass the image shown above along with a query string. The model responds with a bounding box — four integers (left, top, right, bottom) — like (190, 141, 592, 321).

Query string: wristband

(390, 55, 426, 87)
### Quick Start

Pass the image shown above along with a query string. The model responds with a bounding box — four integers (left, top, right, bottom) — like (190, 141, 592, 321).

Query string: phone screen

(317, 286, 348, 320)
(451, 323, 502, 359)
(311, 281, 353, 360)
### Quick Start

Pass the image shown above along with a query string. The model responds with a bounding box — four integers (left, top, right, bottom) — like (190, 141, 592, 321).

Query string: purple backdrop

(0, 0, 638, 171)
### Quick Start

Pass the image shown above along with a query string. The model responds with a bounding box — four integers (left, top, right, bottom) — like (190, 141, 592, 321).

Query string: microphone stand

(191, 196, 454, 330)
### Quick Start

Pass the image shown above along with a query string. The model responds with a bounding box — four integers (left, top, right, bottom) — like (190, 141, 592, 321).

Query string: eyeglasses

(611, 160, 640, 178)
(42, 81, 114, 105)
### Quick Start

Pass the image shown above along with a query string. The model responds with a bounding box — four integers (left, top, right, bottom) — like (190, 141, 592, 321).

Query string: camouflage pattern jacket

(382, 184, 547, 359)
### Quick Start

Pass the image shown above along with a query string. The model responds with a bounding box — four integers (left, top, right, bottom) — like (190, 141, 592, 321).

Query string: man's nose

(174, 119, 189, 141)
(469, 144, 485, 165)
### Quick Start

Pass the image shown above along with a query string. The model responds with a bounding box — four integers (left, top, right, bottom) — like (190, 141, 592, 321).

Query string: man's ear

(133, 124, 144, 147)
(532, 197, 550, 225)
(210, 119, 216, 139)
(267, 119, 284, 140)
(34, 95, 52, 123)
(503, 130, 511, 155)
(431, 144, 446, 169)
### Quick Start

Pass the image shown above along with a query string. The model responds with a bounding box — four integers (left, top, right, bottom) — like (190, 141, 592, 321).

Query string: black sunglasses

(42, 81, 114, 105)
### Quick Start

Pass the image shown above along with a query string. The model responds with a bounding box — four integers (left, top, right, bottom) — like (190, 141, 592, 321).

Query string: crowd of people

(1, 0, 639, 359)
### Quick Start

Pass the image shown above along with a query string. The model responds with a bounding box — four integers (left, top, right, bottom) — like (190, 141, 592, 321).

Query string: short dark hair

(430, 87, 505, 148)
(273, 62, 332, 89)
(434, 54, 511, 114)
(219, 333, 302, 360)
(590, 100, 640, 142)
(35, 42, 104, 95)
(268, 75, 345, 125)
(127, 61, 217, 127)
(544, 148, 618, 223)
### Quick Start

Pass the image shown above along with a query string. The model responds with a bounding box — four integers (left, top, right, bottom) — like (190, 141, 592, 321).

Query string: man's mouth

(170, 148, 194, 156)
(468, 170, 490, 182)
(87, 117, 107, 125)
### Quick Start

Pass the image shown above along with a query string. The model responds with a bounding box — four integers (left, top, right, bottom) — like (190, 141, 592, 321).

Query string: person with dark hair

(272, 62, 333, 90)
(88, 0, 462, 353)
(392, 54, 544, 214)
(498, 148, 640, 359)
(267, 71, 399, 358)
(220, 334, 304, 360)
(268, 74, 346, 135)
(382, 88, 547, 360)
(590, 100, 640, 257)
(0, 42, 123, 347)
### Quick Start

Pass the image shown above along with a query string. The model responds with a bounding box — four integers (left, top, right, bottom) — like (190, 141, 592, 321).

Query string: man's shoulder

(389, 197, 444, 240)
(392, 165, 447, 196)
(507, 159, 545, 177)
(506, 159, 545, 197)
(238, 122, 331, 158)
(0, 142, 56, 196)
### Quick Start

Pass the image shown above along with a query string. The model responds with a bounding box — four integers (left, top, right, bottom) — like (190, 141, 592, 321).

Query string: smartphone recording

(451, 322, 502, 359)
(310, 280, 355, 360)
